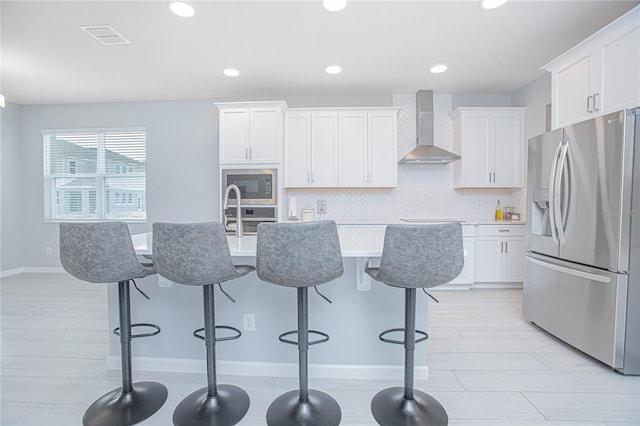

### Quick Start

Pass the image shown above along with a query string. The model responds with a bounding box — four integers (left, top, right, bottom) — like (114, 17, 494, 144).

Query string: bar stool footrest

(278, 329, 329, 346)
(113, 323, 161, 338)
(193, 325, 242, 342)
(379, 327, 428, 345)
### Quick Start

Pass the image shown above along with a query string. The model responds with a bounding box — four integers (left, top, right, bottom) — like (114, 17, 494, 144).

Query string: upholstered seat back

(59, 222, 155, 283)
(256, 221, 344, 288)
(371, 223, 464, 289)
(152, 222, 247, 286)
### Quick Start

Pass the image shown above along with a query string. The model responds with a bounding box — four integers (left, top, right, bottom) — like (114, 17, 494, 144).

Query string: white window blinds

(43, 128, 147, 222)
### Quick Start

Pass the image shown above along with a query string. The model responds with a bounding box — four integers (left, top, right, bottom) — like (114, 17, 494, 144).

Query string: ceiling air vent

(80, 25, 131, 45)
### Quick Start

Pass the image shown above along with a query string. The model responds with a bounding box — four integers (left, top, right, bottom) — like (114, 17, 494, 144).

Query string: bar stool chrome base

(173, 384, 250, 426)
(371, 387, 448, 426)
(82, 381, 168, 426)
(266, 389, 341, 426)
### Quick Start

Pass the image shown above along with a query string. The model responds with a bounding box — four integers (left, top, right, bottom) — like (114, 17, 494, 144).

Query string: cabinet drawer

(475, 224, 525, 237)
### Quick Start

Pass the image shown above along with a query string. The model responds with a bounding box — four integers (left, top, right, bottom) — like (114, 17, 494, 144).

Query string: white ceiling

(2, 0, 638, 105)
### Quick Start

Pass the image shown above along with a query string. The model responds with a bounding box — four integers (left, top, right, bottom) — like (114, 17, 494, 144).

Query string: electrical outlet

(46, 246, 52, 255)
(317, 200, 327, 214)
(243, 313, 256, 332)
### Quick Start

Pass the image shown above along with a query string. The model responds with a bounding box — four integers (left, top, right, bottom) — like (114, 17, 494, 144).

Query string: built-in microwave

(221, 168, 277, 205)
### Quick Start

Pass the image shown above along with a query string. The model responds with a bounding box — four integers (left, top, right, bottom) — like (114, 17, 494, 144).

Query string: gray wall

(511, 73, 552, 216)
(18, 100, 219, 268)
(1, 102, 25, 272)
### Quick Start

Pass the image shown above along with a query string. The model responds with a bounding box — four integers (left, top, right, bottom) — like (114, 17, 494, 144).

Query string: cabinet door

(601, 26, 640, 113)
(462, 114, 491, 186)
(368, 112, 397, 187)
(450, 237, 474, 284)
(554, 54, 594, 128)
(249, 108, 281, 163)
(502, 237, 525, 282)
(493, 112, 523, 187)
(473, 238, 501, 282)
(284, 113, 311, 187)
(339, 112, 368, 187)
(554, 55, 593, 127)
(220, 109, 250, 164)
(310, 112, 338, 186)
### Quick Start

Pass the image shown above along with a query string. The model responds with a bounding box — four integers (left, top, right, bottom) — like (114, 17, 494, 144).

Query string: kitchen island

(112, 226, 429, 380)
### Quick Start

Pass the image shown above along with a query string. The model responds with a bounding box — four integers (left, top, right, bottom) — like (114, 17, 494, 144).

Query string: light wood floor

(1, 273, 639, 425)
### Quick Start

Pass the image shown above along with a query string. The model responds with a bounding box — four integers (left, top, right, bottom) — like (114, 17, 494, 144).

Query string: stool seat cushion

(60, 222, 156, 284)
(152, 222, 254, 286)
(366, 223, 464, 289)
(256, 221, 343, 288)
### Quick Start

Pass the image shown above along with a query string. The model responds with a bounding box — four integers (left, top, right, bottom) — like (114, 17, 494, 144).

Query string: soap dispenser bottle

(495, 200, 503, 221)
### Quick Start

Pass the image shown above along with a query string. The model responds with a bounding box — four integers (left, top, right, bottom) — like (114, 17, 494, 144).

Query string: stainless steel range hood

(399, 90, 460, 164)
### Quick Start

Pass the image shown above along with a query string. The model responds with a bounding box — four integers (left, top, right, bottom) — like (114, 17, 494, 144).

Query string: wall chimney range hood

(399, 90, 460, 164)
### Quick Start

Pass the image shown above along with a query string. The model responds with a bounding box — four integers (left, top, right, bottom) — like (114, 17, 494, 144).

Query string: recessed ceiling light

(325, 65, 342, 74)
(481, 0, 509, 10)
(323, 0, 347, 12)
(223, 68, 240, 77)
(169, 1, 195, 18)
(430, 64, 448, 74)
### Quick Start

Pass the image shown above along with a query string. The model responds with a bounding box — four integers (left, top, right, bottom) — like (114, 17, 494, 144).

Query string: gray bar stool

(152, 222, 254, 426)
(256, 220, 344, 426)
(59, 222, 168, 426)
(365, 223, 464, 426)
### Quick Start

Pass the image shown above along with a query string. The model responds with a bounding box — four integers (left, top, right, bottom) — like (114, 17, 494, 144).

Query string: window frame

(42, 127, 147, 223)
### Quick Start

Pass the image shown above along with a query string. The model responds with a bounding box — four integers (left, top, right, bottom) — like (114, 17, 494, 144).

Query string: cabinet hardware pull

(500, 242, 504, 253)
(505, 241, 508, 253)
(245, 147, 249, 159)
(586, 95, 594, 113)
(489, 172, 492, 183)
(593, 93, 600, 112)
(498, 229, 510, 232)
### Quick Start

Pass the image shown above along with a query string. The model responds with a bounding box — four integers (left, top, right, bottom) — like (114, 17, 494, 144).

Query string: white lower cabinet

(448, 227, 475, 287)
(473, 225, 525, 283)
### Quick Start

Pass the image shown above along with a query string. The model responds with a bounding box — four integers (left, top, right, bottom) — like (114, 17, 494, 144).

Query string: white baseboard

(0, 267, 25, 278)
(1, 267, 67, 277)
(106, 356, 429, 380)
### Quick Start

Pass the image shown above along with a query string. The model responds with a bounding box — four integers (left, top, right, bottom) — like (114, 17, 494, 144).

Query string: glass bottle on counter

(495, 200, 503, 221)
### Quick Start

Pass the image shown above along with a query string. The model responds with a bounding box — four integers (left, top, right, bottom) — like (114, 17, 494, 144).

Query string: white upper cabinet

(450, 107, 525, 189)
(544, 6, 640, 129)
(284, 108, 398, 188)
(339, 110, 398, 188)
(216, 102, 286, 164)
(284, 111, 338, 187)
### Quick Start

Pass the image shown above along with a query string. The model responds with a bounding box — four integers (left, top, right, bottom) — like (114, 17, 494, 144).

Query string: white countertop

(132, 231, 384, 257)
(132, 220, 524, 258)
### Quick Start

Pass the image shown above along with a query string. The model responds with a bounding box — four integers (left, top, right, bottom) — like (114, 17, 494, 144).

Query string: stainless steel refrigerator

(524, 108, 639, 375)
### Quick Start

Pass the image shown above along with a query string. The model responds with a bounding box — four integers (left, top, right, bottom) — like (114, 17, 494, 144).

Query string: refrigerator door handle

(555, 142, 570, 245)
(526, 257, 612, 284)
(548, 141, 563, 244)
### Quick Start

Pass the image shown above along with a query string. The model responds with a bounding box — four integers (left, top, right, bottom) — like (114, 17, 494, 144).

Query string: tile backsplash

(285, 94, 522, 221)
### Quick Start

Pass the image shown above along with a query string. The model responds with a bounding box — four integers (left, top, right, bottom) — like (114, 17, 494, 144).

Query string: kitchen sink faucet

(222, 184, 243, 238)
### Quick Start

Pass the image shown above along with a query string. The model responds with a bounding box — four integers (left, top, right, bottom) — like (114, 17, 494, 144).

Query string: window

(43, 128, 147, 222)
